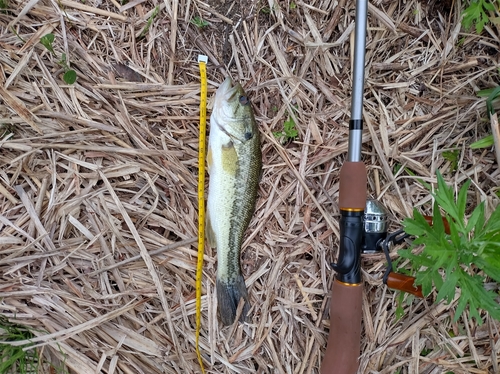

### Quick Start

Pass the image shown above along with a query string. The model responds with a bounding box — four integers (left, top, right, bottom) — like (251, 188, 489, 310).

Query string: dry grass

(1, 0, 499, 373)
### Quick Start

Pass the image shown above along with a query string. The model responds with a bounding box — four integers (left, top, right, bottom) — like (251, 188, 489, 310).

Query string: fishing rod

(320, 1, 451, 370)
(320, 0, 368, 372)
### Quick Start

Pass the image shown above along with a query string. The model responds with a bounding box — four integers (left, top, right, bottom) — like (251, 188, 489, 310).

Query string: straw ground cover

(0, 0, 499, 373)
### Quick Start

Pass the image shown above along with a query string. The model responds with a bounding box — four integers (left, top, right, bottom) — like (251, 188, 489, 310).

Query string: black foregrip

(331, 210, 363, 284)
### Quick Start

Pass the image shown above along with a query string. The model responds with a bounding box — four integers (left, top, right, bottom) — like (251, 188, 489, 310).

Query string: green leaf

(456, 273, 500, 323)
(442, 150, 460, 172)
(283, 117, 298, 138)
(454, 292, 468, 321)
(475, 253, 500, 282)
(456, 179, 470, 231)
(437, 267, 458, 303)
(481, 203, 500, 233)
(40, 33, 55, 54)
(431, 270, 444, 290)
(58, 53, 69, 69)
(395, 292, 405, 321)
(190, 15, 209, 28)
(477, 87, 496, 98)
(63, 69, 77, 84)
(138, 5, 160, 37)
(433, 171, 459, 222)
(399, 167, 432, 189)
(465, 201, 484, 233)
(486, 86, 500, 115)
(483, 1, 495, 11)
(462, 0, 493, 34)
(0, 316, 38, 373)
(393, 163, 402, 174)
(432, 200, 446, 236)
(449, 217, 462, 249)
(398, 170, 500, 324)
(462, 0, 482, 31)
(420, 347, 432, 356)
(403, 209, 432, 237)
(419, 271, 434, 296)
(470, 135, 494, 149)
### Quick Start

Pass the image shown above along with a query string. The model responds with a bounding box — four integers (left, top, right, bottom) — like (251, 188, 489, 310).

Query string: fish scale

(206, 77, 261, 326)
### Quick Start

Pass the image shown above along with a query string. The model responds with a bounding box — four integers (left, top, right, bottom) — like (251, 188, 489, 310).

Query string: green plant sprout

(273, 116, 298, 141)
(442, 150, 460, 172)
(393, 164, 432, 189)
(260, 6, 271, 14)
(462, 0, 498, 34)
(0, 123, 15, 138)
(0, 0, 8, 11)
(477, 85, 500, 115)
(190, 16, 210, 28)
(0, 316, 38, 374)
(58, 53, 77, 84)
(39, 34, 77, 84)
(470, 84, 500, 149)
(140, 5, 159, 37)
(395, 290, 416, 321)
(40, 33, 55, 54)
(399, 171, 500, 324)
(274, 105, 299, 141)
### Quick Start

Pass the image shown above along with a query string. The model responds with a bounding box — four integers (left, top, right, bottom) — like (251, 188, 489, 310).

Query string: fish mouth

(213, 77, 248, 143)
(216, 76, 241, 102)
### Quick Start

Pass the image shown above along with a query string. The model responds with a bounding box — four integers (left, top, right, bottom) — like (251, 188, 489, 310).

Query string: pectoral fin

(221, 141, 238, 175)
(206, 212, 216, 248)
(207, 147, 213, 174)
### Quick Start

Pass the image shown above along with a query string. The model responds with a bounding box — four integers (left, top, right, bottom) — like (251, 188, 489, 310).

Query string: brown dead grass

(1, 0, 499, 373)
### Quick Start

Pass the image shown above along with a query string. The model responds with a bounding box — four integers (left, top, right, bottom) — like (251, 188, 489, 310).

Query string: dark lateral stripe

(349, 119, 363, 130)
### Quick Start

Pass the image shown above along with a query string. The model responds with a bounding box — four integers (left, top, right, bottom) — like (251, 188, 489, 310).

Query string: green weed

(274, 106, 299, 142)
(442, 150, 460, 172)
(471, 83, 500, 150)
(477, 85, 500, 115)
(0, 316, 38, 374)
(40, 33, 55, 54)
(470, 135, 494, 149)
(190, 16, 210, 29)
(393, 164, 432, 189)
(394, 291, 416, 322)
(462, 0, 498, 34)
(0, 0, 8, 10)
(0, 123, 15, 138)
(140, 6, 159, 37)
(400, 171, 500, 324)
(39, 34, 77, 84)
(58, 53, 77, 84)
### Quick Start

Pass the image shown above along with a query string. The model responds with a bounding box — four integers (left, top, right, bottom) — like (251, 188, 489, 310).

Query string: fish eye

(239, 95, 249, 105)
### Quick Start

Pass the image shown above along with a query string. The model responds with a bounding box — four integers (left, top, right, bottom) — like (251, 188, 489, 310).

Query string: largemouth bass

(206, 77, 261, 325)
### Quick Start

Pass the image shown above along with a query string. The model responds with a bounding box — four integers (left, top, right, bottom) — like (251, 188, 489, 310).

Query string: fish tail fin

(216, 276, 250, 326)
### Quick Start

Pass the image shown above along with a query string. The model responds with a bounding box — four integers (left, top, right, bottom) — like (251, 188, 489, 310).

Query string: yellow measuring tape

(195, 54, 208, 374)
